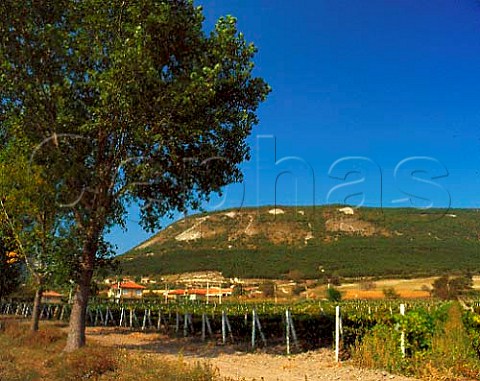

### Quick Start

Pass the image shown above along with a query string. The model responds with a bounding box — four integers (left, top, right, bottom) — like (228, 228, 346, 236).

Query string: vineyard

(2, 299, 480, 354)
(3, 298, 480, 378)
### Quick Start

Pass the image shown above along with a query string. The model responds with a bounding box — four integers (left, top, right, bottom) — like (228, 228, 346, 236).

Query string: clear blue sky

(108, 0, 480, 254)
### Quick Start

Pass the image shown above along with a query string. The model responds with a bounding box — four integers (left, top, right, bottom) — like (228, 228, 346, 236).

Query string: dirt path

(87, 327, 418, 381)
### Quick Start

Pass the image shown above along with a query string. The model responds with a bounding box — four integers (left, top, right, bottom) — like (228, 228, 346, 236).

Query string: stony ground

(87, 327, 418, 381)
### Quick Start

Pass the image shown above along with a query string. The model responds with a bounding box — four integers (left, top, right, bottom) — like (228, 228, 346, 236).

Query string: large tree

(0, 0, 269, 351)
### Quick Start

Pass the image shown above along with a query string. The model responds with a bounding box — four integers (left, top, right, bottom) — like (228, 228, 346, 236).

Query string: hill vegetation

(118, 206, 480, 279)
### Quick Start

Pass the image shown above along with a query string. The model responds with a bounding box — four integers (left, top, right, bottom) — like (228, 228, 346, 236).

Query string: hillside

(117, 206, 480, 279)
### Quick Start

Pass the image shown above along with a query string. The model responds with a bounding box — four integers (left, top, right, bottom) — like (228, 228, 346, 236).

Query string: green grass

(118, 206, 480, 279)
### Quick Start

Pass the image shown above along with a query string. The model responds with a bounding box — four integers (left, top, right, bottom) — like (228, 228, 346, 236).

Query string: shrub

(432, 274, 473, 300)
(232, 284, 245, 297)
(419, 304, 480, 379)
(52, 346, 117, 380)
(359, 281, 376, 291)
(352, 324, 406, 374)
(292, 284, 304, 296)
(354, 303, 480, 380)
(382, 287, 399, 300)
(285, 269, 304, 282)
(259, 281, 275, 298)
(326, 287, 342, 302)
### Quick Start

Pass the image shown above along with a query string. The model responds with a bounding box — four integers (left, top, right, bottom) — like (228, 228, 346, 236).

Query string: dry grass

(0, 318, 221, 381)
(0, 319, 66, 380)
(351, 324, 406, 373)
(101, 352, 221, 381)
(336, 277, 437, 300)
(342, 289, 430, 300)
(412, 304, 480, 380)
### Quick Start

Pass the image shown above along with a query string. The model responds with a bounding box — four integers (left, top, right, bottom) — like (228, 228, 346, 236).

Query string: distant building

(186, 287, 233, 301)
(41, 291, 64, 304)
(167, 289, 188, 300)
(150, 287, 234, 301)
(108, 280, 146, 301)
(140, 276, 157, 285)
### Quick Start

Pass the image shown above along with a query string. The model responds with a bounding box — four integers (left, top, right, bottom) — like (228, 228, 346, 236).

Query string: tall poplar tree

(0, 0, 270, 351)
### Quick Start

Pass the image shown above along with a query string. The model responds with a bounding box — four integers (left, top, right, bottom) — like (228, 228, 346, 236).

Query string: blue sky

(108, 0, 480, 254)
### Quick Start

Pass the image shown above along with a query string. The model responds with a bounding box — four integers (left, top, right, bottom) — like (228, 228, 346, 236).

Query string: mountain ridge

(118, 205, 480, 279)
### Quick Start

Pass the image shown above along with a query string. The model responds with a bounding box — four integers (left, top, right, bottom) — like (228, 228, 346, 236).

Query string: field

(336, 275, 480, 300)
(338, 277, 436, 300)
(0, 317, 417, 381)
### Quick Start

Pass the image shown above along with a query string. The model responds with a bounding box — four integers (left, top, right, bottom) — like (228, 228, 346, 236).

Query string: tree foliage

(326, 286, 342, 302)
(259, 281, 276, 298)
(0, 226, 22, 300)
(0, 0, 269, 350)
(382, 287, 399, 300)
(0, 143, 64, 280)
(431, 274, 473, 300)
(0, 141, 78, 329)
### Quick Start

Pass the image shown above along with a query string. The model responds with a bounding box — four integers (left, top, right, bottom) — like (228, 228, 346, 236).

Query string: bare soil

(87, 327, 418, 381)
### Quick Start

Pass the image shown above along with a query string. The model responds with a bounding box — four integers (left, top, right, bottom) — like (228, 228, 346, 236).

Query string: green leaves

(0, 139, 69, 288)
(1, 1, 269, 347)
(1, 0, 269, 228)
(0, 224, 22, 299)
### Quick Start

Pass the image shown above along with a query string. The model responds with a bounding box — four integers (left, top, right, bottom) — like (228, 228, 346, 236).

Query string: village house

(41, 291, 64, 304)
(147, 287, 234, 301)
(108, 280, 146, 301)
(186, 287, 233, 301)
(140, 276, 157, 285)
(175, 287, 233, 301)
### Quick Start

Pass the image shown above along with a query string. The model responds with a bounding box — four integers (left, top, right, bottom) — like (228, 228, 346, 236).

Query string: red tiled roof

(168, 289, 187, 295)
(187, 288, 233, 295)
(110, 281, 146, 290)
(188, 288, 209, 296)
(162, 288, 234, 296)
(43, 291, 63, 297)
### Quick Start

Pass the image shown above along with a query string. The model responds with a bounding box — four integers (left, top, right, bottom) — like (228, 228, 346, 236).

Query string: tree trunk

(30, 286, 43, 332)
(64, 196, 105, 352)
(64, 268, 93, 352)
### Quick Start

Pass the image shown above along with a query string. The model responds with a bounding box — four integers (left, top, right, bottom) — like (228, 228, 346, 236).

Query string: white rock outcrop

(175, 216, 209, 241)
(268, 208, 285, 215)
(338, 207, 354, 215)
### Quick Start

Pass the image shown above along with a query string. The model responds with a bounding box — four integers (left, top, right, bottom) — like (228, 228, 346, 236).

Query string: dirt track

(87, 327, 418, 381)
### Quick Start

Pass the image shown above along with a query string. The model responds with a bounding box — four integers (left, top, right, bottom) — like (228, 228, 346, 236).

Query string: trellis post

(222, 310, 227, 344)
(400, 303, 406, 357)
(251, 309, 256, 349)
(286, 309, 291, 355)
(335, 305, 340, 363)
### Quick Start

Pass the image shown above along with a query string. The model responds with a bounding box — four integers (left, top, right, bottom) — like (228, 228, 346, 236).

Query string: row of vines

(3, 299, 479, 354)
(3, 298, 480, 378)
